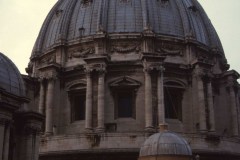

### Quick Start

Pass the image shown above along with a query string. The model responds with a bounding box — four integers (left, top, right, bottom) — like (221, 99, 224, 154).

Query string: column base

(95, 127, 105, 133)
(199, 129, 208, 134)
(44, 132, 53, 136)
(145, 126, 155, 133)
(158, 123, 168, 132)
(84, 128, 93, 134)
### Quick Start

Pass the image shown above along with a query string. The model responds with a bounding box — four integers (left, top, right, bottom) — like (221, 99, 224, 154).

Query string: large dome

(0, 52, 25, 97)
(31, 0, 223, 57)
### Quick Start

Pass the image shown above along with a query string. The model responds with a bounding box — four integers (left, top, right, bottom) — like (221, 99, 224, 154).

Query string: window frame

(164, 81, 185, 121)
(113, 88, 136, 119)
(109, 76, 141, 120)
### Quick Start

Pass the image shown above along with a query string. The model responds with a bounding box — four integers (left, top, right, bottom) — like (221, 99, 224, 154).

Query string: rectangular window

(72, 93, 86, 121)
(164, 87, 183, 121)
(115, 90, 135, 119)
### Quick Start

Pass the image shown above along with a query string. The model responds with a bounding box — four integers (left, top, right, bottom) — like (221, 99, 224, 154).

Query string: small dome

(0, 52, 25, 97)
(140, 130, 192, 157)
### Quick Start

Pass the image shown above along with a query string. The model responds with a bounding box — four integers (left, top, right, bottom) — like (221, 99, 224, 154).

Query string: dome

(139, 130, 192, 157)
(0, 52, 25, 97)
(32, 0, 223, 57)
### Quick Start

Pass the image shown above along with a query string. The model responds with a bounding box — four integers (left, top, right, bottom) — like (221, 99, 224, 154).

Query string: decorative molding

(109, 76, 141, 88)
(81, 0, 93, 7)
(39, 55, 55, 65)
(84, 63, 106, 73)
(156, 43, 183, 56)
(39, 70, 58, 80)
(156, 48, 182, 55)
(111, 42, 141, 54)
(55, 9, 63, 18)
(66, 80, 87, 91)
(119, 0, 131, 4)
(24, 124, 42, 135)
(70, 48, 95, 58)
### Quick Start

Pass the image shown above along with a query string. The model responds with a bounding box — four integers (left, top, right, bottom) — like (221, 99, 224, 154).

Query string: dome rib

(32, 1, 62, 57)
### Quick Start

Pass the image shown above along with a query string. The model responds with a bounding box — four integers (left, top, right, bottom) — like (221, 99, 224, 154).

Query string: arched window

(164, 81, 185, 121)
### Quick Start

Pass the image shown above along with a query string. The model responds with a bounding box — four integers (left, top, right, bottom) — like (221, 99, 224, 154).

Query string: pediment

(109, 76, 141, 88)
(67, 80, 86, 91)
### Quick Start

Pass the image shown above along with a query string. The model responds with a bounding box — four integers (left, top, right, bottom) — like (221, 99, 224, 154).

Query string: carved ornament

(70, 48, 95, 58)
(111, 42, 141, 54)
(85, 63, 106, 73)
(81, 0, 93, 7)
(119, 0, 131, 4)
(39, 71, 58, 80)
(24, 124, 42, 135)
(39, 55, 55, 65)
(156, 43, 183, 56)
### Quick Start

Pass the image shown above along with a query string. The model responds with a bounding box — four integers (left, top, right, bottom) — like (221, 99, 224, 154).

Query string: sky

(0, 0, 240, 77)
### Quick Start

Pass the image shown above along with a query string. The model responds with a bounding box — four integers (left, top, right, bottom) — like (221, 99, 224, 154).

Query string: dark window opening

(71, 93, 86, 121)
(164, 87, 183, 121)
(115, 90, 135, 119)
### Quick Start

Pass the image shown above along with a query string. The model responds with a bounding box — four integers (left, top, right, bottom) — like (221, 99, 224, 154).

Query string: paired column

(97, 70, 105, 132)
(206, 81, 215, 132)
(85, 71, 93, 131)
(45, 78, 55, 135)
(157, 66, 165, 126)
(229, 86, 239, 136)
(196, 75, 207, 132)
(144, 69, 153, 131)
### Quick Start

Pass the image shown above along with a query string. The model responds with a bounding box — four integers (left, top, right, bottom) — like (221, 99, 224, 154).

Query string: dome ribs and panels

(31, 0, 225, 57)
(0, 53, 25, 97)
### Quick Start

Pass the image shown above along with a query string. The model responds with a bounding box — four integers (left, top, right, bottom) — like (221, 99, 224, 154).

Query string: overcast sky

(0, 0, 240, 77)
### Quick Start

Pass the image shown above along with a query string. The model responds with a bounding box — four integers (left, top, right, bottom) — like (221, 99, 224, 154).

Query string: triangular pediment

(109, 76, 141, 88)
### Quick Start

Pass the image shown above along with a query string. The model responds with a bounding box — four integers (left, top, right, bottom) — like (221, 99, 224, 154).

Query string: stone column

(97, 70, 105, 132)
(236, 92, 240, 134)
(144, 69, 153, 131)
(157, 66, 165, 126)
(229, 86, 239, 136)
(0, 119, 5, 160)
(45, 78, 55, 135)
(23, 125, 41, 160)
(207, 81, 215, 132)
(0, 119, 11, 160)
(197, 76, 207, 132)
(85, 71, 93, 131)
(38, 79, 45, 114)
(3, 123, 10, 160)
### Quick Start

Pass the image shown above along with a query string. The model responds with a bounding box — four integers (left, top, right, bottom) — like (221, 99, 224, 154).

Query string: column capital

(24, 124, 42, 135)
(0, 118, 12, 125)
(143, 63, 164, 73)
(39, 69, 58, 81)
